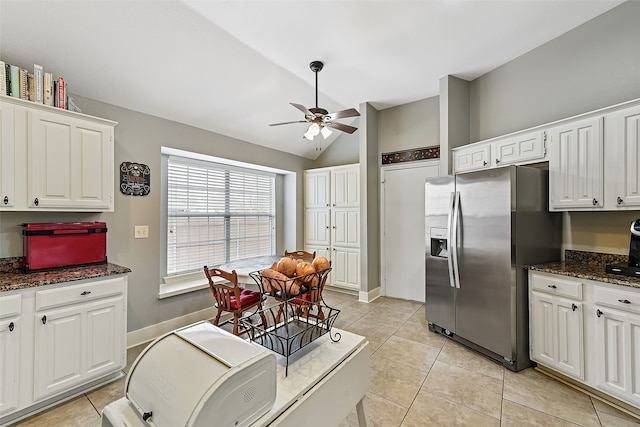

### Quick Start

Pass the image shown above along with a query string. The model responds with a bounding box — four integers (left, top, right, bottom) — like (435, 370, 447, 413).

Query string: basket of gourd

(250, 255, 331, 299)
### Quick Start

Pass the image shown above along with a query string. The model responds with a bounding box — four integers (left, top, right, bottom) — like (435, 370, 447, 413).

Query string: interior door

(381, 161, 439, 301)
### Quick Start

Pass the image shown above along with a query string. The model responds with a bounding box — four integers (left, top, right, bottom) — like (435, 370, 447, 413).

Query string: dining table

(218, 255, 283, 288)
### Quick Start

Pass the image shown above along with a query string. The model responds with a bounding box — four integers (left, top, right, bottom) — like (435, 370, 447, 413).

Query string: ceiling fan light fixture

(308, 122, 321, 136)
(321, 126, 332, 139)
(303, 129, 315, 140)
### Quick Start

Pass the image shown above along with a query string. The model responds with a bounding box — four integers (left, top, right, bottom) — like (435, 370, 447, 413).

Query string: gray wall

(378, 97, 439, 154)
(1, 96, 314, 332)
(313, 127, 359, 168)
(470, 0, 640, 142)
(469, 0, 640, 255)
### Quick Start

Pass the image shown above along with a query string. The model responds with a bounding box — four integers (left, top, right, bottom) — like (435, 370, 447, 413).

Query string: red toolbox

(22, 222, 108, 272)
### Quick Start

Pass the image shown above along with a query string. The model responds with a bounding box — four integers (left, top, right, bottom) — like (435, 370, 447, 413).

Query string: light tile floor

(8, 290, 640, 427)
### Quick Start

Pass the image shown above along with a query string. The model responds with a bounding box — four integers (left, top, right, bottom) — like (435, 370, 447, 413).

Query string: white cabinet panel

(332, 248, 360, 290)
(304, 209, 330, 246)
(304, 170, 330, 209)
(549, 116, 604, 210)
(0, 294, 21, 416)
(605, 105, 640, 209)
(85, 295, 125, 377)
(332, 166, 359, 207)
(331, 209, 360, 248)
(453, 143, 491, 173)
(595, 305, 640, 406)
(494, 131, 546, 167)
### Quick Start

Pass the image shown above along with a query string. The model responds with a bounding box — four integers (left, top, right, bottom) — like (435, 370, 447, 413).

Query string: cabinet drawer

(0, 294, 21, 319)
(35, 276, 126, 311)
(594, 285, 640, 314)
(530, 273, 582, 300)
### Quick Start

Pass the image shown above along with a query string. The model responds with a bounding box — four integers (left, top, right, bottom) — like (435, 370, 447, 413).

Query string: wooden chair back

(284, 250, 316, 259)
(204, 267, 241, 310)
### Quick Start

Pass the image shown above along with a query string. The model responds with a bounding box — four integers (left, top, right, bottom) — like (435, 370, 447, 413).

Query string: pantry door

(381, 161, 439, 302)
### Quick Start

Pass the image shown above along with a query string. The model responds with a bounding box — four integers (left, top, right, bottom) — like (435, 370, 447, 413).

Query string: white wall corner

(359, 286, 381, 303)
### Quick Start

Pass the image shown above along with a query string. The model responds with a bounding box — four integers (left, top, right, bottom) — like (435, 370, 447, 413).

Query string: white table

(101, 328, 370, 427)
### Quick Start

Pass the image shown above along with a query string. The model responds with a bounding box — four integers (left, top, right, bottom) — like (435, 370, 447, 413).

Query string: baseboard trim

(359, 287, 381, 303)
(126, 307, 217, 347)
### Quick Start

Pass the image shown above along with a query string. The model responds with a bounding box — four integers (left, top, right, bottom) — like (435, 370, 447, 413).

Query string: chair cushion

(229, 288, 261, 309)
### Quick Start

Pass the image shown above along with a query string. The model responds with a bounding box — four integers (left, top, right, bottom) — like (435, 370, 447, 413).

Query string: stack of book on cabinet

(0, 59, 80, 112)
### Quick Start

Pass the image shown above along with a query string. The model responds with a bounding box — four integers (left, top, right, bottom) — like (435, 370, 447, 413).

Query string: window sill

(157, 271, 226, 299)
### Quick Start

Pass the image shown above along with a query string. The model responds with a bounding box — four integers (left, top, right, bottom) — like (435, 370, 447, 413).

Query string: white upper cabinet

(331, 165, 359, 208)
(453, 142, 491, 173)
(304, 169, 330, 208)
(0, 96, 116, 212)
(494, 131, 546, 167)
(549, 116, 604, 210)
(604, 104, 640, 209)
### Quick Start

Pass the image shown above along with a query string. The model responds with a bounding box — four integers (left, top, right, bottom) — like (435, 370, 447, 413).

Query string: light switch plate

(134, 225, 149, 239)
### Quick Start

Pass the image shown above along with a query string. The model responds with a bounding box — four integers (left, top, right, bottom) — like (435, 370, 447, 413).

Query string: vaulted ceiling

(0, 0, 625, 159)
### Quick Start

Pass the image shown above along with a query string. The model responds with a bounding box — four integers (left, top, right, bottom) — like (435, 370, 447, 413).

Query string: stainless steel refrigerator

(425, 165, 561, 371)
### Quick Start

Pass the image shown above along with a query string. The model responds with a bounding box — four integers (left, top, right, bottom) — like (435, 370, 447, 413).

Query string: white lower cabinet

(530, 273, 584, 379)
(0, 294, 22, 416)
(331, 247, 360, 291)
(529, 271, 640, 410)
(1, 275, 127, 423)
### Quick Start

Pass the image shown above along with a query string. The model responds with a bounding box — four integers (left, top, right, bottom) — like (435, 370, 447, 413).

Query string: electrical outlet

(134, 225, 149, 239)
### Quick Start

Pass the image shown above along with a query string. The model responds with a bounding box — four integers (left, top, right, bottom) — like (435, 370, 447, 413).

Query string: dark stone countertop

(528, 250, 640, 289)
(0, 257, 131, 293)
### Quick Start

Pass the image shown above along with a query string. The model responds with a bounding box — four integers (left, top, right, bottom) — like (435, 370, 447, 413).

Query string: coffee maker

(629, 219, 640, 267)
(606, 219, 640, 277)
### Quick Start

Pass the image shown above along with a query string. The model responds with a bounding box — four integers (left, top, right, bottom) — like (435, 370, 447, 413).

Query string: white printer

(101, 322, 277, 427)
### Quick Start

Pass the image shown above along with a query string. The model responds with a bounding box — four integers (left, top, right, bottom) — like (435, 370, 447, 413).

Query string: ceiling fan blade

(269, 120, 308, 126)
(290, 103, 313, 117)
(325, 108, 360, 121)
(326, 122, 358, 134)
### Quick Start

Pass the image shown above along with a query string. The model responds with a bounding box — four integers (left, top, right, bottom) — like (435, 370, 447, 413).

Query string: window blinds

(166, 155, 275, 276)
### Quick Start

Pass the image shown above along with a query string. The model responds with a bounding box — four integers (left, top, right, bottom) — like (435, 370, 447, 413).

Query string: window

(165, 154, 275, 277)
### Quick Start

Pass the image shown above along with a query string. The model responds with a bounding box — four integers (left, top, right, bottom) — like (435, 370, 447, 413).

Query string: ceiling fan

(269, 60, 360, 141)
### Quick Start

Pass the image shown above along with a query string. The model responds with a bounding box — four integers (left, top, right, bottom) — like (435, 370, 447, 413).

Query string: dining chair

(203, 266, 266, 336)
(284, 249, 316, 259)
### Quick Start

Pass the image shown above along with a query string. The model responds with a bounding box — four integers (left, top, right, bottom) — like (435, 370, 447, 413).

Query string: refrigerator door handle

(447, 192, 456, 288)
(451, 191, 461, 289)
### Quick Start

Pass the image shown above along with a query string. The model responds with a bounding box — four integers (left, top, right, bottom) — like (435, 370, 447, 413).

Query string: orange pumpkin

(312, 256, 330, 273)
(277, 257, 297, 277)
(295, 261, 316, 282)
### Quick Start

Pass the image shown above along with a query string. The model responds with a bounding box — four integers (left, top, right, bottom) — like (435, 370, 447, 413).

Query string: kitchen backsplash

(564, 250, 627, 265)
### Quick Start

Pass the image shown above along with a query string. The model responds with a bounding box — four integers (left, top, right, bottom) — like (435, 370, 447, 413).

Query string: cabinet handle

(3, 196, 7, 205)
(617, 196, 624, 205)
(80, 291, 92, 296)
(41, 315, 47, 324)
(571, 303, 577, 311)
(618, 299, 631, 304)
(592, 198, 598, 206)
(326, 226, 329, 229)
(495, 159, 500, 165)
(142, 412, 153, 421)
(332, 226, 336, 229)
(34, 198, 39, 206)
(547, 284, 557, 289)
(596, 309, 603, 318)
(483, 161, 487, 166)
(8, 322, 14, 332)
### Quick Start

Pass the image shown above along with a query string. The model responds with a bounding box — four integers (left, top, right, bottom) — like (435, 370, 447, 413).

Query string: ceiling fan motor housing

(309, 61, 324, 73)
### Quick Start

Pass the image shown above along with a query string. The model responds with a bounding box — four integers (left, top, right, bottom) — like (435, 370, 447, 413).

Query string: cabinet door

(608, 105, 640, 208)
(28, 109, 113, 210)
(331, 208, 360, 247)
(453, 143, 491, 173)
(555, 299, 583, 379)
(332, 247, 360, 290)
(304, 170, 330, 208)
(85, 295, 125, 378)
(494, 131, 546, 167)
(304, 209, 330, 246)
(332, 166, 359, 208)
(595, 305, 640, 406)
(0, 316, 20, 415)
(33, 306, 83, 400)
(531, 292, 583, 379)
(549, 116, 604, 210)
(531, 292, 556, 366)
